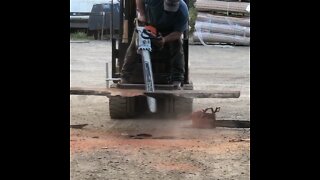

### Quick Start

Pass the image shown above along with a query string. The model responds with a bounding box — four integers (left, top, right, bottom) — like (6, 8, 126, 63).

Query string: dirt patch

(70, 41, 250, 179)
(154, 162, 199, 172)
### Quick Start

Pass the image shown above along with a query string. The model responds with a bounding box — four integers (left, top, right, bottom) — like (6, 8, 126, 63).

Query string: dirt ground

(70, 40, 250, 180)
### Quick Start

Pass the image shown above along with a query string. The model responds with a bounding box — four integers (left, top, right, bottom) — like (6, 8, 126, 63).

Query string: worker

(120, 0, 189, 89)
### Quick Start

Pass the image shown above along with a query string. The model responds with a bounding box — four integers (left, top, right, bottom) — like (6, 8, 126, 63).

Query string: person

(120, 0, 188, 88)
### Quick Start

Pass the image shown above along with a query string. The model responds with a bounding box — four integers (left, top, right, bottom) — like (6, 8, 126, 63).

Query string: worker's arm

(153, 31, 182, 48)
(136, 0, 146, 23)
(163, 32, 183, 43)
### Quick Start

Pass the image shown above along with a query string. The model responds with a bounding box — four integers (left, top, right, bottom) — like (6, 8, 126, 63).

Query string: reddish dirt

(70, 41, 250, 179)
(70, 128, 249, 155)
(70, 129, 213, 154)
(70, 127, 249, 179)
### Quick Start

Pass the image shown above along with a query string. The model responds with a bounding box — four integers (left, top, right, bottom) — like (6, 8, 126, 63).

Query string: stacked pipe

(192, 0, 250, 46)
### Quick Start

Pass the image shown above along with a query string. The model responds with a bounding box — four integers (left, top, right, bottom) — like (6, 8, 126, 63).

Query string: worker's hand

(137, 13, 146, 25)
(152, 35, 165, 49)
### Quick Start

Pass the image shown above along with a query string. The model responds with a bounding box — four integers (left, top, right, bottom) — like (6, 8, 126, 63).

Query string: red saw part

(144, 25, 157, 37)
(190, 107, 220, 129)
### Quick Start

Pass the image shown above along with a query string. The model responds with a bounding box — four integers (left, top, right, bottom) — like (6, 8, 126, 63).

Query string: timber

(70, 87, 111, 96)
(197, 12, 250, 27)
(192, 32, 250, 46)
(216, 120, 250, 128)
(195, 21, 250, 37)
(144, 90, 240, 98)
(195, 0, 250, 15)
(70, 87, 240, 98)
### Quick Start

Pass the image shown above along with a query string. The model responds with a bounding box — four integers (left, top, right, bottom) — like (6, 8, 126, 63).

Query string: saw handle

(135, 18, 162, 40)
(203, 107, 220, 114)
(141, 29, 162, 40)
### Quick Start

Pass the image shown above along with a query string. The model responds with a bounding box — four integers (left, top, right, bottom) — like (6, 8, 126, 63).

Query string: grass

(189, 7, 198, 33)
(189, 0, 198, 33)
(70, 31, 94, 40)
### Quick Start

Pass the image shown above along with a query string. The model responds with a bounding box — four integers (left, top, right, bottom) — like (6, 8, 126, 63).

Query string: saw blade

(141, 50, 157, 113)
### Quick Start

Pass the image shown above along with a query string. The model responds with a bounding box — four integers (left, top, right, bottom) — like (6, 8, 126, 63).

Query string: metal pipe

(111, 38, 117, 78)
(119, 0, 124, 42)
(106, 62, 109, 87)
(101, 12, 105, 40)
(110, 0, 114, 40)
(109, 12, 112, 40)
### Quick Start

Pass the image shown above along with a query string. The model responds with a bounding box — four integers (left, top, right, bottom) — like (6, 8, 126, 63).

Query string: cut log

(70, 87, 241, 99)
(195, 0, 250, 15)
(197, 12, 250, 27)
(193, 32, 250, 46)
(144, 90, 240, 98)
(195, 21, 250, 37)
(70, 87, 145, 97)
(70, 87, 111, 96)
(216, 120, 250, 128)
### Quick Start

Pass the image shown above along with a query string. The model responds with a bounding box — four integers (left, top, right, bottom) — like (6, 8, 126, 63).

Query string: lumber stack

(192, 0, 250, 46)
(195, 0, 249, 15)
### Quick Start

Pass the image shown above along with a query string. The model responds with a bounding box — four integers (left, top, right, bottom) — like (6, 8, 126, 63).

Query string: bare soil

(70, 40, 250, 180)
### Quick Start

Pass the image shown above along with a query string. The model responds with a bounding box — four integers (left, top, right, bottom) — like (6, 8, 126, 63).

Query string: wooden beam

(193, 32, 250, 46)
(216, 120, 249, 128)
(70, 87, 145, 97)
(70, 87, 111, 96)
(197, 12, 250, 27)
(70, 87, 240, 98)
(195, 0, 250, 14)
(144, 90, 240, 98)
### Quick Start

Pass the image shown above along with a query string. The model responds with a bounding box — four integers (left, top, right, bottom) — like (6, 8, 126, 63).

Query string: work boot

(172, 81, 182, 90)
(120, 77, 130, 84)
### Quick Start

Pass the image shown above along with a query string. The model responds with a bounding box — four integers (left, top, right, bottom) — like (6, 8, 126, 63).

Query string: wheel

(160, 96, 193, 118)
(174, 96, 193, 116)
(109, 96, 136, 119)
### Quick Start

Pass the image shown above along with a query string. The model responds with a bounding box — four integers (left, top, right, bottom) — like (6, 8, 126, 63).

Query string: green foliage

(189, 0, 198, 33)
(189, 0, 196, 8)
(70, 31, 94, 40)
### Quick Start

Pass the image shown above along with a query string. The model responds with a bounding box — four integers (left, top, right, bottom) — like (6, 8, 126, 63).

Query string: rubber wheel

(160, 96, 193, 118)
(109, 96, 136, 119)
(174, 97, 193, 116)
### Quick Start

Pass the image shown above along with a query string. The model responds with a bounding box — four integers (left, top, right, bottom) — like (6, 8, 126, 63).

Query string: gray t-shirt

(145, 0, 188, 34)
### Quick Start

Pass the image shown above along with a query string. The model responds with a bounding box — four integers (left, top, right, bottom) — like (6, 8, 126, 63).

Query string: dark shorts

(121, 30, 185, 82)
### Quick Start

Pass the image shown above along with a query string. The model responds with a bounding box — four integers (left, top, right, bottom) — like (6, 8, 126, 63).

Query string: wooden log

(70, 87, 145, 97)
(215, 120, 250, 128)
(70, 87, 241, 99)
(70, 87, 111, 96)
(197, 12, 250, 27)
(70, 41, 90, 43)
(195, 21, 250, 37)
(195, 0, 250, 14)
(144, 90, 240, 98)
(193, 32, 250, 46)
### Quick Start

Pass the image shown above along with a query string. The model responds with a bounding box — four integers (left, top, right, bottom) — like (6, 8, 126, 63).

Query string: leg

(120, 30, 139, 81)
(169, 39, 185, 83)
